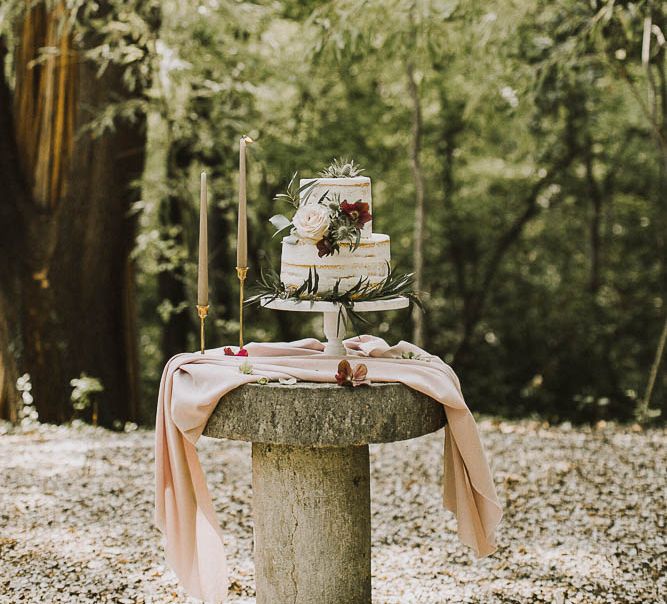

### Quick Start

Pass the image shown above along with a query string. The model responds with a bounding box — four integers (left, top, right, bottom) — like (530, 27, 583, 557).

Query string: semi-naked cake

(280, 173, 391, 293)
(299, 177, 374, 236)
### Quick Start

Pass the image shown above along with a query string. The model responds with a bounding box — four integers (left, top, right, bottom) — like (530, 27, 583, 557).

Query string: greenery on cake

(246, 264, 422, 329)
(319, 158, 365, 178)
(270, 163, 371, 257)
(272, 172, 320, 209)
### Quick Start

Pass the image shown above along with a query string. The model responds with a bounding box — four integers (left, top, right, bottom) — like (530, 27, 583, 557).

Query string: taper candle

(236, 135, 253, 267)
(197, 171, 208, 306)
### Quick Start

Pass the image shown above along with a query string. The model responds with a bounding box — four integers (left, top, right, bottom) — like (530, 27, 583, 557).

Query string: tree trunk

(0, 2, 148, 425)
(407, 61, 425, 347)
(158, 140, 192, 361)
(453, 152, 576, 364)
(638, 313, 667, 422)
(0, 38, 25, 422)
(584, 140, 603, 295)
(638, 9, 667, 420)
(435, 86, 469, 339)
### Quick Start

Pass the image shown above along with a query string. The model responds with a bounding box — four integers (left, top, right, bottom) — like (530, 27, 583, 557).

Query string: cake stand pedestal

(261, 296, 409, 355)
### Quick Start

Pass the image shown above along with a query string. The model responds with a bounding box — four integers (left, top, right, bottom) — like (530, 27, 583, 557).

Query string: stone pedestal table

(203, 382, 447, 604)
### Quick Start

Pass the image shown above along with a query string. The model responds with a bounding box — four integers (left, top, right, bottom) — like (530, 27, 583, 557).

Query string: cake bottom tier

(280, 234, 390, 293)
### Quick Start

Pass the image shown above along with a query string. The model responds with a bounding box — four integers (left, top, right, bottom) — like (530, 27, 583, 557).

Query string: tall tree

(407, 59, 426, 346)
(0, 0, 157, 424)
(540, 0, 667, 420)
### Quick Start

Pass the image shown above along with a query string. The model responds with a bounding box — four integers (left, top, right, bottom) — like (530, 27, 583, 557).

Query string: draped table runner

(155, 335, 503, 603)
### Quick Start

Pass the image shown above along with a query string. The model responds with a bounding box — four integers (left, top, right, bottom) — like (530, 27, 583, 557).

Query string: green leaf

(298, 179, 319, 204)
(245, 264, 421, 314)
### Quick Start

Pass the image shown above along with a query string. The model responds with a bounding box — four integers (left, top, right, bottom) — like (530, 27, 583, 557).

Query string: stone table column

(203, 383, 446, 604)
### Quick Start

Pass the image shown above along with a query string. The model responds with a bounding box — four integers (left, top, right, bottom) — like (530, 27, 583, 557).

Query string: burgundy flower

(316, 236, 336, 257)
(335, 359, 370, 387)
(340, 200, 372, 228)
(224, 347, 248, 356)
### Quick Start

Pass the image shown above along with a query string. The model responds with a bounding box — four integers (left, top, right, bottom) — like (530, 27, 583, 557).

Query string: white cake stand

(261, 296, 409, 356)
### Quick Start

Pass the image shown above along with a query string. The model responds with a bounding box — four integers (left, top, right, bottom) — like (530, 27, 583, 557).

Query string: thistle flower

(320, 158, 365, 178)
(335, 225, 356, 240)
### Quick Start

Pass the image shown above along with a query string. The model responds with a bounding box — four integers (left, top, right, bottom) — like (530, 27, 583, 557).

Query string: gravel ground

(0, 419, 665, 604)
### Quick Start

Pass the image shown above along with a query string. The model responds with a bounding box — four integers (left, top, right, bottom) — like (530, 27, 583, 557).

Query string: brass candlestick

(236, 266, 249, 348)
(196, 304, 209, 354)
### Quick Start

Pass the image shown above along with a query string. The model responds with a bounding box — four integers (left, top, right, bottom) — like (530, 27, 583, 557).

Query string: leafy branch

(270, 173, 330, 239)
(272, 172, 322, 208)
(245, 264, 423, 333)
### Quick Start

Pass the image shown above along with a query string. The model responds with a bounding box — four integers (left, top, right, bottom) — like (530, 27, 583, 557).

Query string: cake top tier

(299, 176, 373, 238)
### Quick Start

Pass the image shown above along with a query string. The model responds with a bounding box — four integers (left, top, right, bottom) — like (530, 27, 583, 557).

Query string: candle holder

(196, 304, 209, 354)
(236, 266, 249, 349)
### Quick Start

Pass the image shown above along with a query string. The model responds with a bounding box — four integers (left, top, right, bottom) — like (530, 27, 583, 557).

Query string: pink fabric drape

(155, 336, 502, 603)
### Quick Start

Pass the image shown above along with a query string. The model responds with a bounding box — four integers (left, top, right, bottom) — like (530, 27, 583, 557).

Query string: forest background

(0, 0, 665, 428)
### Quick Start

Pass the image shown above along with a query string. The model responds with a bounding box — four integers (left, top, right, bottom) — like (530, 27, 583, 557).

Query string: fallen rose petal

(335, 359, 353, 386)
(352, 363, 368, 383)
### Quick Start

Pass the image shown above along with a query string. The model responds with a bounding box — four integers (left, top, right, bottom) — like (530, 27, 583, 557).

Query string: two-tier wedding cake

(251, 159, 417, 354)
(276, 160, 391, 294)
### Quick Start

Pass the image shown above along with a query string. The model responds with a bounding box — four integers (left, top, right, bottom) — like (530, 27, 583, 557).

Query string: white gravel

(0, 419, 665, 603)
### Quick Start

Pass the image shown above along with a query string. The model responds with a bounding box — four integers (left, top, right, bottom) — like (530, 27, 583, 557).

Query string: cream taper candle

(197, 171, 208, 306)
(236, 135, 253, 268)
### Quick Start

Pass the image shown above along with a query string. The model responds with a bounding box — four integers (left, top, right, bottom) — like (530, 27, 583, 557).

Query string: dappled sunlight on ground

(0, 419, 664, 603)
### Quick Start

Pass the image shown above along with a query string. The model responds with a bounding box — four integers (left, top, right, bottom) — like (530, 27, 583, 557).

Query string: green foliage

(132, 0, 665, 423)
(246, 264, 421, 334)
(273, 173, 320, 209)
(247, 264, 419, 305)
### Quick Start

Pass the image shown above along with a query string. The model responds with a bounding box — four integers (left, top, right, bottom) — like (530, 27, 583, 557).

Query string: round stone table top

(203, 382, 446, 447)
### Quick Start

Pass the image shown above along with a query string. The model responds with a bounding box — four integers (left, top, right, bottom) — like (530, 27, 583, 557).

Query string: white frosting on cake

(280, 173, 391, 294)
(280, 234, 390, 293)
(300, 176, 373, 238)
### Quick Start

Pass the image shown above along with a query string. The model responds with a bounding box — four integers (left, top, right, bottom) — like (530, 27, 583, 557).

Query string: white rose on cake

(292, 204, 331, 240)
